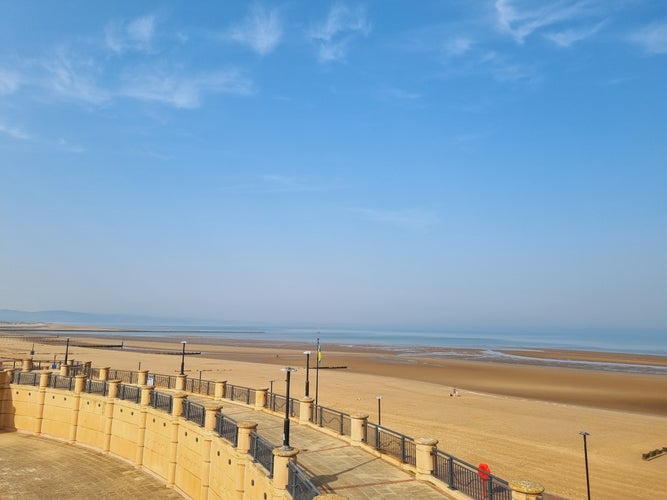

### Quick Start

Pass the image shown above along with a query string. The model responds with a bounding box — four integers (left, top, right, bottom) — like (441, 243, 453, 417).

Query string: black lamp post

(377, 395, 382, 426)
(303, 351, 311, 397)
(281, 367, 297, 450)
(64, 337, 70, 364)
(580, 431, 591, 500)
(180, 341, 187, 376)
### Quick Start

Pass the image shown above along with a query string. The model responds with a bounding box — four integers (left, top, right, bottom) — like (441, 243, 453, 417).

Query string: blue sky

(1, 1, 665, 333)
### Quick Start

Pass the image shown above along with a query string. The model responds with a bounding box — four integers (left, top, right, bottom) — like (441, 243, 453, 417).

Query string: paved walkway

(0, 431, 182, 499)
(196, 397, 454, 499)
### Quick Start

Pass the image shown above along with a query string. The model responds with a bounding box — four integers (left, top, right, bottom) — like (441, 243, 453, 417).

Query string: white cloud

(545, 21, 605, 47)
(120, 67, 254, 109)
(494, 0, 595, 44)
(352, 207, 439, 231)
(0, 69, 21, 95)
(445, 37, 474, 56)
(309, 3, 371, 62)
(631, 21, 667, 55)
(229, 6, 283, 55)
(106, 14, 157, 53)
(43, 50, 109, 104)
(0, 122, 30, 140)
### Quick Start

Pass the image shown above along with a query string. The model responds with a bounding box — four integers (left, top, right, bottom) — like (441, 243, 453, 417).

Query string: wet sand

(1, 329, 666, 499)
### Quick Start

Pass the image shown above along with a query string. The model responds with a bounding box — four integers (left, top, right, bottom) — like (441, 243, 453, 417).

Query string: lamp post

(303, 351, 311, 397)
(180, 341, 187, 376)
(64, 337, 70, 364)
(281, 367, 297, 450)
(377, 395, 382, 426)
(269, 379, 275, 394)
(580, 431, 591, 500)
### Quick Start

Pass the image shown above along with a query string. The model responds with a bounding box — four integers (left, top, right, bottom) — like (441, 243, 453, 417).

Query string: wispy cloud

(631, 21, 667, 55)
(106, 14, 157, 53)
(43, 49, 110, 104)
(444, 37, 474, 56)
(545, 21, 606, 47)
(352, 207, 439, 231)
(120, 67, 254, 109)
(0, 121, 31, 140)
(228, 6, 283, 56)
(0, 69, 21, 95)
(494, 0, 596, 44)
(309, 3, 371, 62)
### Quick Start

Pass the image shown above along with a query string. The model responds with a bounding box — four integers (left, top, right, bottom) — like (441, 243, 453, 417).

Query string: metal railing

(149, 390, 173, 413)
(433, 449, 512, 500)
(215, 412, 238, 447)
(185, 378, 216, 396)
(50, 375, 75, 391)
(90, 367, 101, 379)
(287, 461, 320, 499)
(117, 383, 141, 403)
(83, 379, 108, 395)
(183, 399, 206, 426)
(249, 431, 275, 477)
(312, 405, 351, 436)
(108, 369, 137, 384)
(267, 393, 299, 417)
(12, 371, 40, 386)
(152, 373, 177, 389)
(366, 422, 416, 465)
(224, 384, 256, 405)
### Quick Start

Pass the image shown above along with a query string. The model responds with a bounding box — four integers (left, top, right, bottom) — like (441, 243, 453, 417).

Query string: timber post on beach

(509, 480, 545, 500)
(350, 413, 369, 445)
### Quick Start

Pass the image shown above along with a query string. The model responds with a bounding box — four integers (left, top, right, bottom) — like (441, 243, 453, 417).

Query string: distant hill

(0, 309, 229, 327)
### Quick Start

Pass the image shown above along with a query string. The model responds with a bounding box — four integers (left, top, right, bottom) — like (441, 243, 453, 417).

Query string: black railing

(366, 422, 416, 465)
(215, 412, 238, 447)
(185, 378, 216, 396)
(312, 405, 350, 436)
(150, 390, 173, 413)
(287, 461, 320, 499)
(13, 371, 40, 386)
(108, 369, 137, 384)
(90, 367, 101, 379)
(224, 384, 256, 405)
(117, 383, 141, 403)
(267, 394, 299, 417)
(249, 431, 275, 477)
(433, 449, 512, 500)
(83, 379, 108, 395)
(50, 375, 75, 391)
(183, 399, 206, 426)
(152, 373, 177, 389)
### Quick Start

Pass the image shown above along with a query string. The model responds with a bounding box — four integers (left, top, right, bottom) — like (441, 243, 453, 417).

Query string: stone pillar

(255, 388, 268, 409)
(199, 431, 213, 500)
(414, 438, 438, 479)
(35, 375, 48, 436)
(236, 421, 257, 454)
(99, 367, 110, 381)
(509, 480, 545, 500)
(171, 392, 186, 418)
(39, 371, 52, 389)
(272, 447, 300, 494)
(204, 404, 222, 431)
(60, 364, 70, 376)
(0, 370, 12, 429)
(107, 380, 120, 399)
(299, 397, 314, 424)
(74, 374, 86, 394)
(175, 374, 186, 391)
(21, 358, 33, 372)
(140, 385, 154, 406)
(103, 397, 115, 453)
(350, 413, 368, 446)
(214, 380, 227, 400)
(137, 369, 149, 386)
(167, 411, 180, 487)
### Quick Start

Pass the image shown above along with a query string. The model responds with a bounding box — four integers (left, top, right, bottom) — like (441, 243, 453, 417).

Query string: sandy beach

(2, 328, 666, 500)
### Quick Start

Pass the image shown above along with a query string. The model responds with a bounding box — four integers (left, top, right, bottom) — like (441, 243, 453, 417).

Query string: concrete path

(0, 431, 181, 499)
(205, 398, 455, 499)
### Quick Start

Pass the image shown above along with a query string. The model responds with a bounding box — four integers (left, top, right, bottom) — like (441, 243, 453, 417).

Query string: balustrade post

(234, 421, 257, 498)
(214, 380, 227, 400)
(106, 380, 120, 399)
(21, 358, 33, 372)
(74, 374, 86, 394)
(39, 371, 52, 389)
(137, 369, 149, 386)
(509, 480, 545, 500)
(414, 438, 438, 479)
(255, 387, 268, 409)
(175, 374, 186, 391)
(350, 413, 368, 446)
(140, 385, 154, 406)
(299, 397, 313, 424)
(204, 404, 222, 431)
(59, 364, 70, 376)
(236, 421, 257, 454)
(272, 447, 299, 494)
(171, 392, 186, 417)
(98, 367, 110, 381)
(0, 370, 12, 429)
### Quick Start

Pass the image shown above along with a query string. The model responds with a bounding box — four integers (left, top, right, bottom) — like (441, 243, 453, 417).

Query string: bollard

(509, 480, 545, 500)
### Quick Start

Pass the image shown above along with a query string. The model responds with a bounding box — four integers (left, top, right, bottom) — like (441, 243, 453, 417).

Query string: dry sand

(2, 329, 666, 500)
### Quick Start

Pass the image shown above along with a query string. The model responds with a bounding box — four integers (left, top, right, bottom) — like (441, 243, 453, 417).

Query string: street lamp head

(181, 340, 187, 345)
(304, 351, 311, 355)
(377, 395, 382, 400)
(580, 431, 590, 437)
(281, 367, 297, 373)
